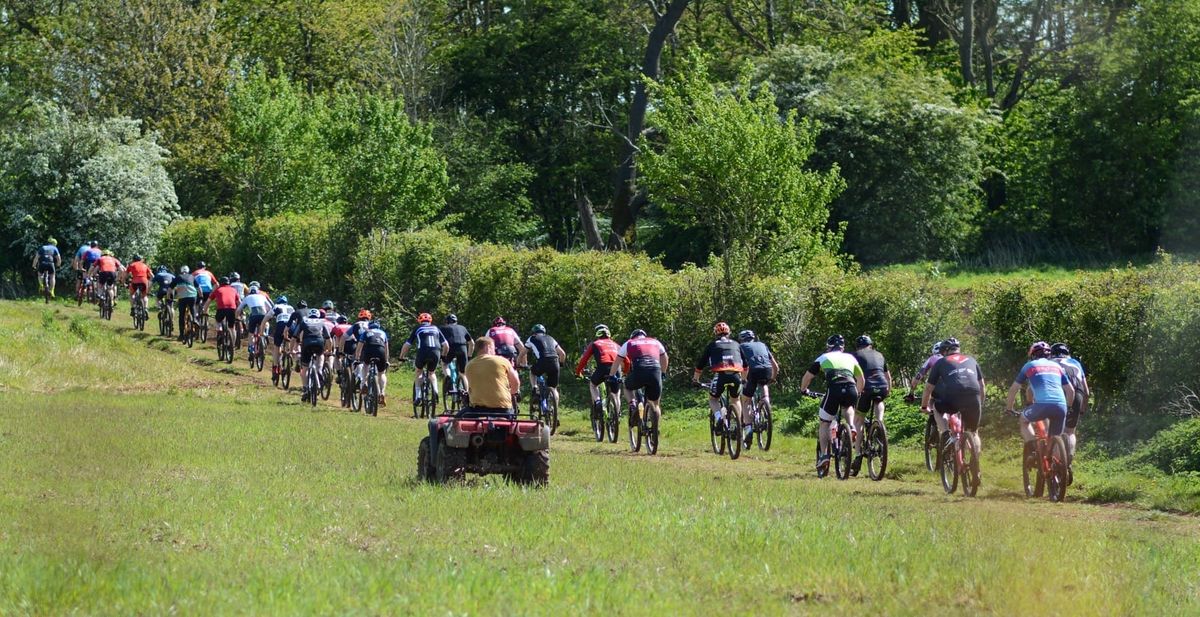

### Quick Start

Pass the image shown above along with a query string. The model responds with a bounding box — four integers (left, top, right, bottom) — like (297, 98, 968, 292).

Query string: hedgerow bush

(154, 216, 235, 271)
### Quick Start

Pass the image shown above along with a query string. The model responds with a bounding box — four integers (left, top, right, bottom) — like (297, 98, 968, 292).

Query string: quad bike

(418, 412, 550, 486)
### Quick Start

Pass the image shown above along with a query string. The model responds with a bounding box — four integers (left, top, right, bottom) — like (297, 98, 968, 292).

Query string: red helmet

(358, 309, 372, 320)
(1028, 341, 1051, 359)
(493, 316, 506, 327)
(417, 312, 432, 324)
(713, 322, 731, 337)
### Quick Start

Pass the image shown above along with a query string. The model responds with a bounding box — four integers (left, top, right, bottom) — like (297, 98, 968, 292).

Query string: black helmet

(197, 260, 206, 268)
(1050, 342, 1071, 357)
(219, 276, 230, 285)
(630, 329, 647, 338)
(157, 265, 168, 273)
(298, 300, 308, 309)
(738, 329, 755, 343)
(133, 254, 143, 262)
(531, 323, 546, 334)
(336, 315, 348, 324)
(230, 272, 240, 281)
(826, 334, 845, 349)
(446, 314, 458, 324)
(89, 241, 98, 248)
(856, 334, 873, 349)
(939, 337, 961, 353)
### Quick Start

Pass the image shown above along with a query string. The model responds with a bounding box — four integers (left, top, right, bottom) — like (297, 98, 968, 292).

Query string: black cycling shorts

(1066, 399, 1081, 430)
(857, 384, 890, 412)
(37, 262, 56, 274)
(589, 364, 618, 394)
(271, 322, 288, 347)
(415, 350, 439, 371)
(446, 347, 469, 372)
(820, 382, 859, 421)
(215, 308, 237, 330)
(742, 367, 772, 397)
(938, 391, 983, 432)
(247, 314, 266, 334)
(361, 347, 389, 371)
(531, 360, 560, 388)
(625, 365, 662, 401)
(98, 271, 117, 286)
(709, 371, 742, 399)
(300, 341, 325, 367)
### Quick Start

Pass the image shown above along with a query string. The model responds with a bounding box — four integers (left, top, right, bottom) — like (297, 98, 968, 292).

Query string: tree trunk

(893, 0, 912, 28)
(914, 0, 950, 47)
(577, 194, 604, 250)
(1001, 0, 1047, 111)
(608, 0, 690, 250)
(960, 0, 975, 85)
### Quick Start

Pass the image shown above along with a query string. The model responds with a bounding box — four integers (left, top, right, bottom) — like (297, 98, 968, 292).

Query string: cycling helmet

(713, 322, 731, 337)
(446, 314, 458, 324)
(337, 315, 348, 324)
(1050, 342, 1071, 357)
(219, 276, 230, 285)
(939, 337, 961, 353)
(368, 320, 381, 330)
(630, 329, 647, 338)
(89, 241, 98, 248)
(157, 265, 168, 273)
(416, 312, 432, 324)
(932, 341, 943, 355)
(132, 254, 142, 262)
(1028, 341, 1051, 359)
(179, 265, 190, 274)
(277, 295, 288, 304)
(595, 324, 611, 338)
(196, 260, 205, 269)
(358, 309, 372, 320)
(248, 285, 259, 294)
(531, 323, 546, 334)
(230, 272, 240, 281)
(248, 281, 259, 288)
(738, 329, 755, 343)
(48, 237, 57, 246)
(321, 300, 334, 310)
(102, 249, 112, 256)
(307, 309, 320, 318)
(298, 300, 308, 309)
(493, 316, 506, 327)
(826, 334, 845, 349)
(856, 334, 873, 349)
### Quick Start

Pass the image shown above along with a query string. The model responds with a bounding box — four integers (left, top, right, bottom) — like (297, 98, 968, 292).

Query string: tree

(436, 116, 538, 244)
(639, 58, 844, 284)
(0, 104, 179, 270)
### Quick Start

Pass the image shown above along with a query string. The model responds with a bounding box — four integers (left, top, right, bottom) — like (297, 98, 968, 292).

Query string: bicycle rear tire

(726, 413, 741, 461)
(923, 414, 938, 472)
(591, 400, 604, 442)
(1022, 441, 1043, 498)
(1048, 437, 1069, 502)
(940, 442, 959, 494)
(963, 441, 980, 497)
(629, 403, 642, 453)
(866, 422, 888, 481)
(281, 355, 292, 390)
(320, 366, 332, 400)
(756, 401, 773, 451)
(709, 413, 723, 455)
(833, 424, 852, 480)
(605, 396, 619, 443)
(548, 396, 559, 435)
(646, 412, 659, 455)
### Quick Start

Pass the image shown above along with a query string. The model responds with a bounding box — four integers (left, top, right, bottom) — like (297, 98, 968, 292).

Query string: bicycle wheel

(866, 422, 888, 481)
(185, 321, 194, 348)
(815, 440, 829, 479)
(591, 399, 604, 442)
(308, 367, 319, 408)
(605, 395, 619, 443)
(1047, 437, 1069, 502)
(646, 411, 659, 455)
(423, 376, 435, 418)
(548, 396, 559, 436)
(628, 402, 642, 453)
(923, 414, 938, 472)
(833, 423, 852, 480)
(1022, 441, 1043, 498)
(351, 372, 363, 412)
(199, 313, 209, 343)
(940, 441, 959, 494)
(254, 343, 265, 372)
(709, 412, 723, 455)
(320, 365, 332, 400)
(756, 400, 773, 451)
(726, 412, 741, 461)
(366, 370, 379, 416)
(281, 354, 292, 390)
(963, 439, 980, 497)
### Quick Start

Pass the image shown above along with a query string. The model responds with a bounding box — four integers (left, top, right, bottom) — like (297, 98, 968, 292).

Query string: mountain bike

(280, 343, 294, 391)
(157, 298, 173, 337)
(303, 353, 323, 408)
(859, 408, 889, 482)
(749, 380, 773, 451)
(363, 360, 381, 417)
(197, 305, 209, 343)
(131, 291, 147, 332)
(338, 356, 360, 410)
(412, 361, 437, 419)
(699, 379, 741, 460)
(38, 269, 54, 303)
(623, 378, 657, 455)
(442, 359, 465, 414)
(216, 325, 233, 363)
(805, 390, 852, 480)
(98, 282, 114, 321)
(319, 355, 333, 401)
(529, 372, 559, 435)
(1012, 409, 1069, 502)
(939, 412, 979, 496)
(923, 412, 939, 472)
(181, 304, 196, 348)
(247, 329, 266, 372)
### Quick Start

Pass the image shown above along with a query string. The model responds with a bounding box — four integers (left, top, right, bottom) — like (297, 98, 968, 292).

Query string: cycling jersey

(192, 270, 214, 293)
(927, 353, 983, 397)
(272, 303, 294, 323)
(1064, 356, 1085, 378)
(299, 317, 331, 345)
(807, 351, 863, 386)
(915, 353, 942, 381)
(229, 282, 246, 299)
(37, 244, 60, 266)
(81, 248, 101, 268)
(439, 324, 472, 350)
(238, 291, 272, 316)
(331, 323, 351, 341)
(619, 336, 666, 369)
(739, 341, 774, 371)
(1015, 358, 1070, 406)
(487, 325, 521, 358)
(695, 337, 744, 373)
(324, 311, 342, 324)
(575, 338, 620, 374)
(96, 255, 121, 273)
(852, 348, 889, 388)
(407, 324, 447, 352)
(210, 285, 239, 310)
(153, 271, 175, 295)
(525, 333, 561, 366)
(360, 327, 388, 351)
(73, 245, 90, 264)
(172, 274, 198, 299)
(126, 261, 151, 284)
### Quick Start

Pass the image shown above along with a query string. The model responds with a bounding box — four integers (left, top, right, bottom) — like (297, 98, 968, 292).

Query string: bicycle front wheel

(833, 423, 852, 480)
(726, 413, 741, 461)
(963, 439, 980, 497)
(1048, 437, 1069, 502)
(940, 442, 959, 494)
(605, 395, 619, 443)
(866, 422, 888, 481)
(923, 414, 938, 472)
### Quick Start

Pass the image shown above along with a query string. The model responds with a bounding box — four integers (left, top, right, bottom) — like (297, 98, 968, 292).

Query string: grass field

(1, 300, 1198, 615)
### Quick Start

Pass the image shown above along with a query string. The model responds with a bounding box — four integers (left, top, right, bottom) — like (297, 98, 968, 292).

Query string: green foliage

(0, 104, 180, 265)
(154, 217, 236, 272)
(435, 117, 538, 244)
(641, 56, 844, 282)
(1131, 418, 1200, 475)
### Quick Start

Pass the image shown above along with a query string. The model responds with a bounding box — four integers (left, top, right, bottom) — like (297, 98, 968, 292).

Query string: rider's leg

(845, 405, 858, 446)
(707, 394, 723, 419)
(413, 367, 424, 400)
(818, 419, 831, 454)
(1066, 427, 1077, 458)
(588, 381, 601, 404)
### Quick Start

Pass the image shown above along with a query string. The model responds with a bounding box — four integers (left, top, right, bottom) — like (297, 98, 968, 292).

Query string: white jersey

(272, 303, 295, 323)
(230, 282, 246, 299)
(238, 292, 273, 316)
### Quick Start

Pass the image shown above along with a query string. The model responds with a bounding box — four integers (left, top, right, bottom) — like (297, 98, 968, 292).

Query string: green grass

(1, 300, 1199, 615)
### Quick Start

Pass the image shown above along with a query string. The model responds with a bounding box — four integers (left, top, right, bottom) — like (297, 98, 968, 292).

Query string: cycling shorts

(415, 350, 439, 371)
(300, 341, 325, 367)
(129, 282, 148, 297)
(98, 271, 117, 286)
(215, 308, 237, 330)
(271, 322, 288, 347)
(199, 290, 211, 303)
(589, 364, 618, 393)
(709, 371, 741, 399)
(1066, 400, 1081, 430)
(625, 366, 662, 402)
(497, 351, 518, 366)
(819, 382, 859, 422)
(445, 347, 468, 372)
(1023, 402, 1067, 437)
(856, 384, 890, 413)
(247, 314, 266, 334)
(742, 367, 772, 398)
(938, 392, 982, 432)
(532, 361, 560, 388)
(155, 287, 171, 300)
(37, 262, 56, 274)
(361, 347, 389, 371)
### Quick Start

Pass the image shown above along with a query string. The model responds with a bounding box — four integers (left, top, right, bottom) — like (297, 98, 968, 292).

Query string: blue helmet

(277, 295, 288, 305)
(368, 321, 382, 330)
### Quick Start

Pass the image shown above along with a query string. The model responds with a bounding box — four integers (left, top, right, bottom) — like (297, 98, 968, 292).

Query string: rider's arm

(770, 354, 780, 381)
(555, 344, 566, 364)
(608, 353, 623, 378)
(659, 352, 669, 375)
(692, 344, 708, 382)
(574, 344, 593, 376)
(1079, 375, 1090, 414)
(441, 340, 450, 357)
(466, 336, 475, 357)
(1005, 382, 1022, 412)
(921, 383, 935, 410)
(1063, 381, 1075, 410)
(30, 253, 37, 269)
(799, 371, 814, 393)
(398, 342, 411, 361)
(854, 363, 865, 393)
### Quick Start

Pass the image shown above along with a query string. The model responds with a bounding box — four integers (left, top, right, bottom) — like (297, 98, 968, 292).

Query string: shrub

(1130, 418, 1200, 474)
(154, 217, 235, 271)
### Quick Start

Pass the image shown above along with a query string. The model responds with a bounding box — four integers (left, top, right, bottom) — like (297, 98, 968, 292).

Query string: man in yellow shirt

(464, 337, 521, 414)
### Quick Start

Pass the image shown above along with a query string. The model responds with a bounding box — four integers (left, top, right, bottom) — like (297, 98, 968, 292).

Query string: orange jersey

(126, 261, 152, 284)
(96, 255, 120, 273)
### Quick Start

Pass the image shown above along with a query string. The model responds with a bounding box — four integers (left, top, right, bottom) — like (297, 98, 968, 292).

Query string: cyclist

(330, 316, 354, 402)
(1050, 342, 1089, 469)
(210, 277, 241, 347)
(354, 320, 391, 407)
(398, 313, 450, 406)
(439, 314, 474, 393)
(799, 334, 865, 474)
(87, 250, 124, 309)
(74, 241, 102, 300)
(920, 337, 986, 483)
(269, 295, 295, 381)
(238, 283, 274, 356)
(124, 255, 152, 318)
(31, 238, 61, 298)
(1006, 341, 1076, 463)
(851, 335, 892, 474)
(320, 300, 340, 323)
(575, 324, 622, 418)
(192, 261, 215, 307)
(524, 324, 567, 410)
(738, 329, 780, 447)
(610, 329, 669, 428)
(692, 322, 747, 441)
(228, 272, 246, 299)
(153, 265, 175, 323)
(296, 308, 332, 403)
(171, 266, 199, 340)
(487, 317, 526, 366)
(905, 341, 945, 403)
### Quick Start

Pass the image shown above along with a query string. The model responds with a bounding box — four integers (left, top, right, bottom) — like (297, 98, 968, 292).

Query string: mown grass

(1, 300, 1198, 615)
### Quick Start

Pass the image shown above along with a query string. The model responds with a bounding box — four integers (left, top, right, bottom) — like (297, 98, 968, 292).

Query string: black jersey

(852, 348, 889, 388)
(695, 338, 744, 372)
